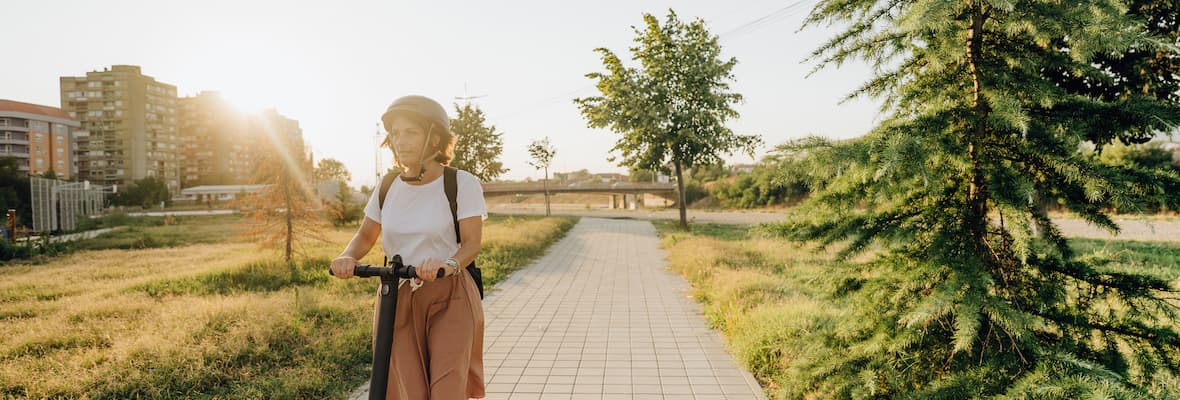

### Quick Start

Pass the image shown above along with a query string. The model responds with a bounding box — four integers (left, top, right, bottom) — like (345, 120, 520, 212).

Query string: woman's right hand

(331, 256, 358, 279)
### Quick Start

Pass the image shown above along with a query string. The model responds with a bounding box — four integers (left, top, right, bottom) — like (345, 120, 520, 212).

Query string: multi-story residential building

(250, 108, 305, 160)
(0, 99, 81, 179)
(60, 65, 179, 192)
(175, 96, 308, 187)
(178, 91, 252, 187)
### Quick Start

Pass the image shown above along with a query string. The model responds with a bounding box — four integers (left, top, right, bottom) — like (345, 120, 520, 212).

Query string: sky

(2, 0, 883, 188)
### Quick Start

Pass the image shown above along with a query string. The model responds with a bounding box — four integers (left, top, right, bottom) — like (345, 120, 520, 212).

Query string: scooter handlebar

(329, 263, 445, 279)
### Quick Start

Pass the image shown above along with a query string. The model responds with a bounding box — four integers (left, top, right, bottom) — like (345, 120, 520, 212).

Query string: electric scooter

(329, 255, 445, 400)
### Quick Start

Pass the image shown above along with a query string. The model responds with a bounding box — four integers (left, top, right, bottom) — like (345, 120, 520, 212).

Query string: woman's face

(387, 116, 435, 164)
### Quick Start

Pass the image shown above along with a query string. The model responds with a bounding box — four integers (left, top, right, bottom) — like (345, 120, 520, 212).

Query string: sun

(222, 89, 270, 115)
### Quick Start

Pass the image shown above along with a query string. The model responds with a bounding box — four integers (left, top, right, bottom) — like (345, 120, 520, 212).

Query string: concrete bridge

(482, 182, 678, 209)
(483, 182, 677, 196)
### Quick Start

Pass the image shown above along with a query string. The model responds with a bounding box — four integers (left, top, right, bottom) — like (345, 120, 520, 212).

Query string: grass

(0, 213, 577, 399)
(654, 221, 1180, 399)
(70, 214, 246, 251)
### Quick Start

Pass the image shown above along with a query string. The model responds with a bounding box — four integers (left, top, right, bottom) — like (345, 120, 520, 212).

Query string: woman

(330, 95, 487, 399)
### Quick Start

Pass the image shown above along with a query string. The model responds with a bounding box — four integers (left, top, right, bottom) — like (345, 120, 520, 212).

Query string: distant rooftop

(0, 99, 73, 120)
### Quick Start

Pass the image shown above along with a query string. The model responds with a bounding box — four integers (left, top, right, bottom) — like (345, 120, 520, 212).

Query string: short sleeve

(363, 178, 384, 224)
(456, 170, 488, 221)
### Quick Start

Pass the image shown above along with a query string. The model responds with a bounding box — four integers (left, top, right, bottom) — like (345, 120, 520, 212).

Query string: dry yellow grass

(0, 215, 575, 399)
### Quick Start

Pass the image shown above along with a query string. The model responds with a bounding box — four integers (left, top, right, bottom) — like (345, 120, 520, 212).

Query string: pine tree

(770, 0, 1180, 397)
(240, 136, 329, 264)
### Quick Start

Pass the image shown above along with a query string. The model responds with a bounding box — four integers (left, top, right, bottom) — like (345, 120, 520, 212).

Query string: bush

(0, 236, 71, 262)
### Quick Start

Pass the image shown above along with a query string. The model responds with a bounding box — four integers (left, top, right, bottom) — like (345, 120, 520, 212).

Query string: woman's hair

(382, 113, 455, 166)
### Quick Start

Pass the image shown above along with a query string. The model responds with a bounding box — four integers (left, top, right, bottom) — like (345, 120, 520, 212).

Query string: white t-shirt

(363, 169, 488, 271)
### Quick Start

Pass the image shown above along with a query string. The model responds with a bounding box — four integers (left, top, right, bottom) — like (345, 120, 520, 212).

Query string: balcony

(0, 137, 28, 145)
(0, 150, 29, 158)
(1, 125, 30, 132)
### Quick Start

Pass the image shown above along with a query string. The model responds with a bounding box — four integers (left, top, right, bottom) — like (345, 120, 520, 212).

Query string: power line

(718, 0, 813, 40)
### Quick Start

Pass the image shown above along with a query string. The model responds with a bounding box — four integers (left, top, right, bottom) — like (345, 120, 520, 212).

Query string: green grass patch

(0, 214, 579, 399)
(1069, 237, 1180, 281)
(656, 223, 1180, 399)
(71, 214, 246, 251)
(85, 302, 371, 400)
(132, 258, 332, 298)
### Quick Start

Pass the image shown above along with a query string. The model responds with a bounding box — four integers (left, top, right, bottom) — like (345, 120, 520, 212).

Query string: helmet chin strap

(399, 124, 439, 182)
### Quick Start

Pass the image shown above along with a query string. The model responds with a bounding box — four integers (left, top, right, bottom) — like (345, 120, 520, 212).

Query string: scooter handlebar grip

(328, 263, 374, 276)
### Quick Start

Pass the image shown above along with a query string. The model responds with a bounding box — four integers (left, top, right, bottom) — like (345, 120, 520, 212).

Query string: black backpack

(378, 166, 484, 299)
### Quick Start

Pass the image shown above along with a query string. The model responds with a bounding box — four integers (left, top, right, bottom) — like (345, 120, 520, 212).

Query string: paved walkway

(350, 217, 766, 399)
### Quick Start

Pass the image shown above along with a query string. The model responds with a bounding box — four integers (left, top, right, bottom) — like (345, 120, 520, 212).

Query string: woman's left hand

(417, 258, 445, 282)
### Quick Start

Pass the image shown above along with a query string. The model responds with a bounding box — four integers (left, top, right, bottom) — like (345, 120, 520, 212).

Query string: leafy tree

(628, 167, 655, 183)
(240, 139, 329, 264)
(765, 0, 1180, 397)
(527, 137, 556, 216)
(326, 182, 364, 227)
(449, 103, 508, 181)
(113, 176, 170, 209)
(576, 10, 761, 228)
(313, 158, 351, 184)
(0, 158, 31, 228)
(710, 159, 809, 209)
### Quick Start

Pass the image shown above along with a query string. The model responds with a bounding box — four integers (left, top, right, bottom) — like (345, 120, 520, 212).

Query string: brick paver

(350, 217, 766, 399)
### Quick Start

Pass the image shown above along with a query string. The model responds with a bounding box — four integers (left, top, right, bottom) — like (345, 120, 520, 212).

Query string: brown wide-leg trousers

(372, 268, 485, 400)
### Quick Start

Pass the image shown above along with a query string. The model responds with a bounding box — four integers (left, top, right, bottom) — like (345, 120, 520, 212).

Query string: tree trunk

(543, 166, 551, 217)
(284, 175, 293, 263)
(966, 2, 990, 247)
(674, 159, 687, 229)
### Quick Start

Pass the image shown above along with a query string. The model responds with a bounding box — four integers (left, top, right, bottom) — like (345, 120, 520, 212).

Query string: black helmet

(380, 95, 450, 134)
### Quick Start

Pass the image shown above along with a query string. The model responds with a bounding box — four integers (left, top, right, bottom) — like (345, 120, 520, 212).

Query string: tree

(326, 182, 363, 227)
(575, 10, 761, 229)
(112, 176, 170, 209)
(1049, 1, 1180, 145)
(766, 0, 1180, 397)
(527, 137, 556, 217)
(0, 158, 31, 228)
(628, 167, 655, 183)
(241, 139, 329, 264)
(449, 103, 508, 181)
(313, 158, 351, 184)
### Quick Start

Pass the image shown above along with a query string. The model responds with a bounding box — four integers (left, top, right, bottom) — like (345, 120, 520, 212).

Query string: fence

(30, 177, 112, 232)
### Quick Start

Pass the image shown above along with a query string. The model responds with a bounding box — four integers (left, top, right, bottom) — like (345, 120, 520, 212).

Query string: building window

(35, 133, 43, 140)
(37, 158, 44, 166)
(0, 118, 7, 126)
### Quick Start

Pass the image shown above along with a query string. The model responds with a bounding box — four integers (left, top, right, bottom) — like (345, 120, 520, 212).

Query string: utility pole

(454, 82, 487, 105)
(375, 122, 383, 185)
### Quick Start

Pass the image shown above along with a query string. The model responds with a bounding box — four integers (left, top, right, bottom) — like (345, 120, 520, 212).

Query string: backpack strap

(444, 166, 461, 243)
(377, 173, 396, 266)
(377, 173, 396, 212)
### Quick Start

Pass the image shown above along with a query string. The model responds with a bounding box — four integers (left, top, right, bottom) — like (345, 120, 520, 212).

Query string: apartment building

(60, 65, 179, 192)
(0, 99, 81, 179)
(178, 91, 252, 187)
